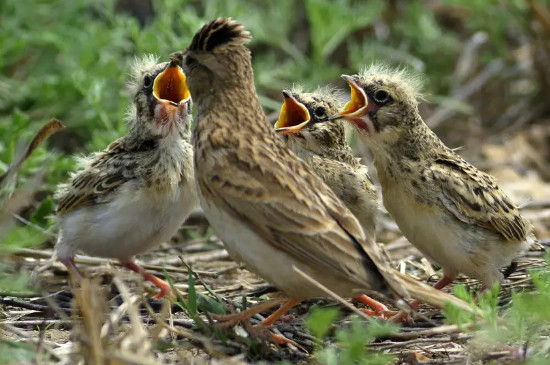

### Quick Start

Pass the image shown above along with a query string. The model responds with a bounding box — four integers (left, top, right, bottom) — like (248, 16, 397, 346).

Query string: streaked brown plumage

(175, 18, 473, 331)
(55, 56, 197, 298)
(330, 65, 536, 293)
(274, 87, 378, 239)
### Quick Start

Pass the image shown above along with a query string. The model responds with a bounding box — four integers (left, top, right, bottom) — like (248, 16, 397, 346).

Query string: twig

(451, 32, 488, 88)
(183, 249, 230, 264)
(1, 319, 74, 328)
(11, 248, 220, 276)
(215, 264, 242, 275)
(10, 212, 57, 237)
(110, 277, 153, 359)
(372, 333, 472, 350)
(292, 265, 370, 320)
(427, 59, 505, 128)
(383, 323, 476, 340)
(141, 295, 229, 359)
(0, 297, 70, 313)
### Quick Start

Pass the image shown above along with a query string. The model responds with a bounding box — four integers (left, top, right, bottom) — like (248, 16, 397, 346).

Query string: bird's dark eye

(314, 106, 326, 118)
(373, 90, 390, 104)
(143, 75, 153, 89)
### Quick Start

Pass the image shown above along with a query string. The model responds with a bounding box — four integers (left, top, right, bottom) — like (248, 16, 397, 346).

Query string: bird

(274, 86, 378, 240)
(174, 17, 473, 336)
(54, 55, 198, 298)
(274, 87, 388, 316)
(326, 65, 536, 300)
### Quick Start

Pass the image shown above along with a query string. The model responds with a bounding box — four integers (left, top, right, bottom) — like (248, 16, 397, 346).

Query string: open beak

(274, 91, 312, 134)
(153, 61, 190, 106)
(336, 75, 369, 120)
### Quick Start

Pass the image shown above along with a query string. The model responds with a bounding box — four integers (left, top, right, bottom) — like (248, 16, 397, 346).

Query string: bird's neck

(369, 119, 442, 179)
(195, 82, 268, 138)
(309, 143, 357, 166)
(124, 118, 192, 178)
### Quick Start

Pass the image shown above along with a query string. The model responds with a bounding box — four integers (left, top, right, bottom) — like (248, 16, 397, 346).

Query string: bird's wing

(198, 142, 478, 312)
(198, 141, 389, 292)
(428, 153, 529, 241)
(55, 139, 139, 215)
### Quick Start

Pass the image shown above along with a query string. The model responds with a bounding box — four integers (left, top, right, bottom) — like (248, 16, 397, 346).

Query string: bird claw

(246, 323, 301, 348)
(360, 308, 404, 321)
(361, 308, 412, 323)
(388, 310, 413, 323)
(270, 333, 300, 348)
(211, 312, 250, 328)
(152, 285, 182, 300)
(212, 312, 300, 348)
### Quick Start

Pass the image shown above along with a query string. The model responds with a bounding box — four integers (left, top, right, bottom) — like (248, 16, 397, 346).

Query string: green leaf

(305, 0, 385, 61)
(186, 269, 198, 318)
(197, 292, 225, 315)
(305, 306, 340, 339)
(0, 340, 35, 364)
(30, 196, 55, 226)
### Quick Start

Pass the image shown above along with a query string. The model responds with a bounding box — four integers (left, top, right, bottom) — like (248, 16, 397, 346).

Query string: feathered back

(188, 17, 251, 53)
(359, 64, 425, 107)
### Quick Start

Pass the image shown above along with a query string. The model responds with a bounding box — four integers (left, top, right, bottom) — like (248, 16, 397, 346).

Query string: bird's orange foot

(212, 297, 289, 328)
(360, 308, 400, 320)
(270, 333, 299, 347)
(152, 282, 183, 300)
(211, 311, 256, 328)
(120, 261, 184, 299)
(388, 310, 413, 323)
(356, 294, 398, 319)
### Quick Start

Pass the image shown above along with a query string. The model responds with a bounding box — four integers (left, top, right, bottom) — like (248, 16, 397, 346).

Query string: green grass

(442, 253, 550, 364)
(305, 307, 398, 365)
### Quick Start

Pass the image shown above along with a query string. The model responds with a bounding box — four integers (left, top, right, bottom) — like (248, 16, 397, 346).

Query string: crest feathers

(189, 17, 251, 53)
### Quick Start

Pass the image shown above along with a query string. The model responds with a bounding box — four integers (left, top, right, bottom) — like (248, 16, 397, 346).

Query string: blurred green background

(1, 0, 550, 249)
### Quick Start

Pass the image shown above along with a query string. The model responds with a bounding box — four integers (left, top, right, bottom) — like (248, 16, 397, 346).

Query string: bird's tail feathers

(387, 268, 476, 314)
(359, 241, 475, 313)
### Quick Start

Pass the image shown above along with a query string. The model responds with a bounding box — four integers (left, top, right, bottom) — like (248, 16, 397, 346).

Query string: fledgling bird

(329, 65, 536, 295)
(274, 87, 378, 239)
(175, 18, 472, 334)
(55, 55, 197, 298)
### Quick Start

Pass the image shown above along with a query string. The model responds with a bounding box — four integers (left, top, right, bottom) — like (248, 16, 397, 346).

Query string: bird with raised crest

(173, 17, 473, 339)
(323, 65, 536, 310)
(274, 86, 378, 240)
(55, 55, 197, 298)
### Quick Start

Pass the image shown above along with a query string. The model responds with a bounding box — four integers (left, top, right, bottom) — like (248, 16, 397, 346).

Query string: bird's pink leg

(262, 299, 302, 347)
(432, 275, 455, 290)
(389, 274, 456, 322)
(262, 299, 301, 327)
(121, 261, 176, 299)
(60, 257, 84, 281)
(355, 294, 393, 318)
(212, 297, 288, 327)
